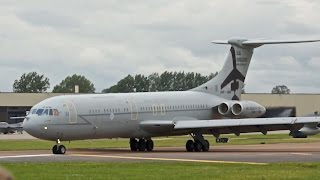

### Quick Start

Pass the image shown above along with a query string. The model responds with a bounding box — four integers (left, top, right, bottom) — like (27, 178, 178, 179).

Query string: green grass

(1, 133, 320, 151)
(1, 162, 320, 180)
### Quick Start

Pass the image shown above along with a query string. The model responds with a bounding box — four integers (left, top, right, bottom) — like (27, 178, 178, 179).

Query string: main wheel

(146, 140, 154, 151)
(186, 140, 194, 152)
(202, 140, 210, 152)
(138, 139, 146, 151)
(130, 139, 138, 151)
(193, 141, 202, 152)
(58, 145, 66, 154)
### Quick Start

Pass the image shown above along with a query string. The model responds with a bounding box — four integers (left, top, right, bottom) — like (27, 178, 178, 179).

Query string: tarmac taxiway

(1, 142, 320, 164)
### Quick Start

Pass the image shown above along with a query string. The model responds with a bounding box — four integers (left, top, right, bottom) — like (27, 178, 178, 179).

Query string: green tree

(173, 71, 186, 91)
(185, 72, 195, 90)
(271, 85, 290, 94)
(116, 75, 135, 93)
(134, 74, 149, 92)
(101, 71, 218, 93)
(52, 74, 95, 93)
(13, 72, 50, 93)
(160, 71, 174, 91)
(102, 85, 118, 93)
(148, 73, 160, 92)
(194, 73, 207, 87)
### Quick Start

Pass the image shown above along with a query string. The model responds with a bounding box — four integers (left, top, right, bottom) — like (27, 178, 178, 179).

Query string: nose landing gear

(52, 139, 66, 154)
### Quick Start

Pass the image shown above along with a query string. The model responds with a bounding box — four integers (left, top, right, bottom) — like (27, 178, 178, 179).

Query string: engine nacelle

(217, 102, 231, 116)
(291, 124, 320, 138)
(217, 101, 266, 118)
(231, 101, 266, 118)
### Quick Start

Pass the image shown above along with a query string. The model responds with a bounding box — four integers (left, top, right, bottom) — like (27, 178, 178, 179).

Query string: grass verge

(1, 162, 320, 180)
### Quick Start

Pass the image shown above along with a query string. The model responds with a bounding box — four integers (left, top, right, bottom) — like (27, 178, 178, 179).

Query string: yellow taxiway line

(70, 154, 267, 165)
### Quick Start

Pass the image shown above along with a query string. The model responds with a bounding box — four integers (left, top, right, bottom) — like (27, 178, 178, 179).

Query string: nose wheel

(52, 139, 66, 154)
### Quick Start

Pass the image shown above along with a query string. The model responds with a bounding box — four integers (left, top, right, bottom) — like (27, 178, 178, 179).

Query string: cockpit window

(43, 109, 49, 116)
(33, 108, 59, 116)
(53, 109, 59, 116)
(49, 109, 53, 116)
(36, 109, 44, 116)
(31, 109, 37, 114)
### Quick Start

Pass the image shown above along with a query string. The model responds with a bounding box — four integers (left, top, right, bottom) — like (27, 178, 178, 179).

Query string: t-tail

(191, 38, 320, 100)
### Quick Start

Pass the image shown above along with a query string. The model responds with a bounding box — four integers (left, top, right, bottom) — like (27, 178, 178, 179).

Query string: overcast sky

(0, 0, 320, 93)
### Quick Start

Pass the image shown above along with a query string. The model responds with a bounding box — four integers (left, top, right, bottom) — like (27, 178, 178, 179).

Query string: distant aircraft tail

(190, 38, 320, 100)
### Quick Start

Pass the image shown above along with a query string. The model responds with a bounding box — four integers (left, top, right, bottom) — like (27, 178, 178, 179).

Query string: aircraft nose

(23, 116, 39, 137)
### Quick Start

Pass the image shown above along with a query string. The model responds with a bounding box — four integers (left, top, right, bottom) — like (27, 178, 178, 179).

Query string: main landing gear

(52, 139, 66, 154)
(130, 138, 154, 152)
(186, 132, 210, 152)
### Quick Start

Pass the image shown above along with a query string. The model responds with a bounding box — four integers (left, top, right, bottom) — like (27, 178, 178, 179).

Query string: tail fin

(191, 38, 320, 100)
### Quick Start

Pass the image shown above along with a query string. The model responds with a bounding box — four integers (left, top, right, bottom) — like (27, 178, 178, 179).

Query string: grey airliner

(23, 38, 320, 154)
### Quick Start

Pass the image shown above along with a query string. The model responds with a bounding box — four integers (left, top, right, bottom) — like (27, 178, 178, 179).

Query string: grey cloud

(18, 10, 81, 28)
(0, 0, 320, 93)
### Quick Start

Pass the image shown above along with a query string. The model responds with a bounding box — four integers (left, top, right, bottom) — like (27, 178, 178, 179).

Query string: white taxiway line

(70, 154, 267, 165)
(290, 153, 312, 156)
(0, 154, 54, 159)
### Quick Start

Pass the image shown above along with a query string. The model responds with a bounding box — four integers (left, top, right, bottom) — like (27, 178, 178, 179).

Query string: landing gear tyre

(130, 139, 138, 151)
(186, 140, 194, 152)
(138, 139, 146, 151)
(52, 145, 66, 154)
(58, 145, 66, 154)
(193, 141, 202, 152)
(52, 145, 58, 154)
(146, 140, 154, 152)
(202, 140, 209, 152)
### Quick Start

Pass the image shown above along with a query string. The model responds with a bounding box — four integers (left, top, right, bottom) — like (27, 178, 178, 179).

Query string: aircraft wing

(173, 117, 319, 129)
(0, 122, 23, 133)
(140, 117, 320, 135)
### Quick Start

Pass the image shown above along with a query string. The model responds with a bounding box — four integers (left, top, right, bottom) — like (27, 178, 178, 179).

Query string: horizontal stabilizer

(212, 38, 320, 48)
(242, 39, 320, 46)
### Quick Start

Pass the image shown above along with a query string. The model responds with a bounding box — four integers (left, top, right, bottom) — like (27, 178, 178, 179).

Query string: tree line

(13, 72, 95, 93)
(102, 71, 218, 93)
(12, 71, 291, 94)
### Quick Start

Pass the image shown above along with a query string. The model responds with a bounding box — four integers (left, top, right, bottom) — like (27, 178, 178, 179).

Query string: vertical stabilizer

(191, 38, 320, 100)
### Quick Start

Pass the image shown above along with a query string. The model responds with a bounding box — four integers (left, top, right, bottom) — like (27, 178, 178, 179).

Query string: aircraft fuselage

(24, 91, 224, 141)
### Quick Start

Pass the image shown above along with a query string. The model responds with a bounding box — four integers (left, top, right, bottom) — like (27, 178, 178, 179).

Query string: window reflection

(33, 108, 60, 116)
(36, 109, 44, 116)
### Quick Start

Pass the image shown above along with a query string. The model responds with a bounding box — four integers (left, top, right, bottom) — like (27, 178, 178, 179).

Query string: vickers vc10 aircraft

(23, 38, 320, 154)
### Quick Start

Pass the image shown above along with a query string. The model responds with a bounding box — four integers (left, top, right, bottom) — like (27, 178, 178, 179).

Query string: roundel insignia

(110, 113, 115, 120)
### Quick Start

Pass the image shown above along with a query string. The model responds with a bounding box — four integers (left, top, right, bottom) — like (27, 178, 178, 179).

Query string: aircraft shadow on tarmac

(69, 147, 320, 153)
